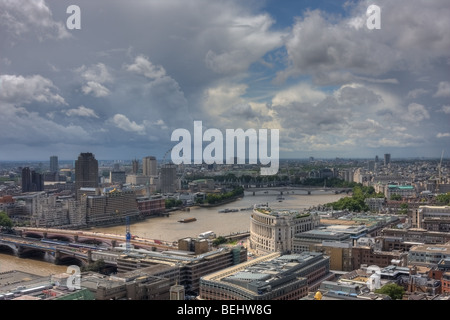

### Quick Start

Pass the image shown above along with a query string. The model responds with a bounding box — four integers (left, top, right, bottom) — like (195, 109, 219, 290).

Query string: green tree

(0, 211, 13, 229)
(213, 236, 227, 246)
(436, 193, 450, 205)
(399, 203, 409, 215)
(81, 259, 106, 272)
(375, 283, 405, 300)
(390, 194, 402, 201)
(165, 199, 183, 208)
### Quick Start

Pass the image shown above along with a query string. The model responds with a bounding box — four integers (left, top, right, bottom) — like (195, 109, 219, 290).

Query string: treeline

(436, 193, 450, 205)
(0, 211, 13, 229)
(203, 186, 244, 205)
(325, 185, 384, 212)
(165, 199, 183, 208)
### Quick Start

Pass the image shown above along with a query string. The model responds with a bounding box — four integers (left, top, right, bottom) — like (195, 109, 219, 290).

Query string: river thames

(0, 191, 345, 276)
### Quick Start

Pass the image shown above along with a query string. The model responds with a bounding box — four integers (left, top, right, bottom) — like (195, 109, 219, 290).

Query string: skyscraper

(132, 159, 139, 174)
(75, 152, 99, 198)
(50, 155, 58, 173)
(21, 167, 44, 193)
(21, 167, 31, 193)
(143, 156, 157, 176)
(160, 163, 177, 193)
(384, 153, 391, 166)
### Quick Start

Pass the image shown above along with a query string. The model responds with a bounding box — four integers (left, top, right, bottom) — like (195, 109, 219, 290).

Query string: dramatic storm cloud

(0, 0, 448, 161)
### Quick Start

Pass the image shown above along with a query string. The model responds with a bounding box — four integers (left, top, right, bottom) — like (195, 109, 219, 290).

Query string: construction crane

(437, 150, 444, 193)
(125, 216, 131, 253)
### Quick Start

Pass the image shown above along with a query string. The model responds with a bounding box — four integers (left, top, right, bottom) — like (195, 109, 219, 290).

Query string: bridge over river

(244, 185, 352, 195)
(0, 228, 177, 267)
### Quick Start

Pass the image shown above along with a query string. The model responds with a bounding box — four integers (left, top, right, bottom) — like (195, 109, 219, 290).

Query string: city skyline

(0, 0, 449, 161)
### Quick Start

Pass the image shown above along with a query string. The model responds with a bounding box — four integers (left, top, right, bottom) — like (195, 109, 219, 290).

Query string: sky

(0, 0, 449, 162)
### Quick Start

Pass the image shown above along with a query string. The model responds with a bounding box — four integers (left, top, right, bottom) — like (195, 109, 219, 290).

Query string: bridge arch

(0, 243, 17, 255)
(24, 232, 44, 239)
(56, 255, 85, 267)
(46, 235, 72, 243)
(76, 238, 104, 246)
(18, 247, 47, 259)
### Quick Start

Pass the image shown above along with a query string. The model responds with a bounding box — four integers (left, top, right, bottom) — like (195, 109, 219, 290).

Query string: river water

(0, 191, 345, 276)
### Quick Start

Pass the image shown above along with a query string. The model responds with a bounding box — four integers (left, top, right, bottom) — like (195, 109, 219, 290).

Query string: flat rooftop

(0, 270, 47, 291)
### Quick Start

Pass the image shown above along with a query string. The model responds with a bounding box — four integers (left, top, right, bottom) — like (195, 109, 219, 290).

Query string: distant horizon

(0, 155, 447, 163)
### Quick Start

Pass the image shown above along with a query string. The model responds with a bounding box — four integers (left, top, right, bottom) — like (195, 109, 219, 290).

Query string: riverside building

(249, 205, 320, 255)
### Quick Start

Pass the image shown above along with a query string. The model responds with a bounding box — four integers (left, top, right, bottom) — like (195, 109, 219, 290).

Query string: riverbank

(197, 195, 242, 208)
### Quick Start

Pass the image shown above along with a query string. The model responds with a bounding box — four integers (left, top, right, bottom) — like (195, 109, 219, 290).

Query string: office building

(50, 155, 58, 173)
(352, 246, 407, 269)
(249, 205, 320, 254)
(381, 227, 450, 244)
(292, 228, 352, 253)
(117, 246, 247, 293)
(142, 156, 157, 176)
(80, 188, 139, 226)
(384, 153, 391, 166)
(109, 171, 126, 184)
(132, 159, 139, 174)
(75, 152, 99, 198)
(199, 252, 333, 300)
(160, 163, 177, 193)
(408, 243, 450, 267)
(21, 167, 43, 193)
(413, 206, 450, 231)
(136, 196, 166, 217)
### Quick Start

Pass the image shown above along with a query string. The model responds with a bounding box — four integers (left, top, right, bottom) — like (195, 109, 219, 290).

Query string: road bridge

(244, 186, 352, 195)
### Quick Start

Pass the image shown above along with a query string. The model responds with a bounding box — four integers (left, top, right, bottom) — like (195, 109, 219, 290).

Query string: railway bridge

(0, 235, 90, 266)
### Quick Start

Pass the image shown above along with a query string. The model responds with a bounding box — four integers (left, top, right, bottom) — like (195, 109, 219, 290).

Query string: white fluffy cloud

(439, 106, 450, 114)
(110, 114, 145, 135)
(404, 103, 430, 122)
(434, 82, 450, 98)
(0, 74, 66, 105)
(81, 81, 110, 97)
(76, 63, 113, 97)
(204, 13, 285, 74)
(0, 0, 69, 40)
(125, 55, 166, 79)
(65, 105, 99, 118)
(437, 132, 450, 138)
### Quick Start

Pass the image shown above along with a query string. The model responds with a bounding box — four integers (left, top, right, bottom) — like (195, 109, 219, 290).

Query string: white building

(249, 205, 320, 255)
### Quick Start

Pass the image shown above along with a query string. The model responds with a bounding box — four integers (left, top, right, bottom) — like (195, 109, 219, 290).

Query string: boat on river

(178, 217, 197, 223)
(218, 208, 239, 213)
